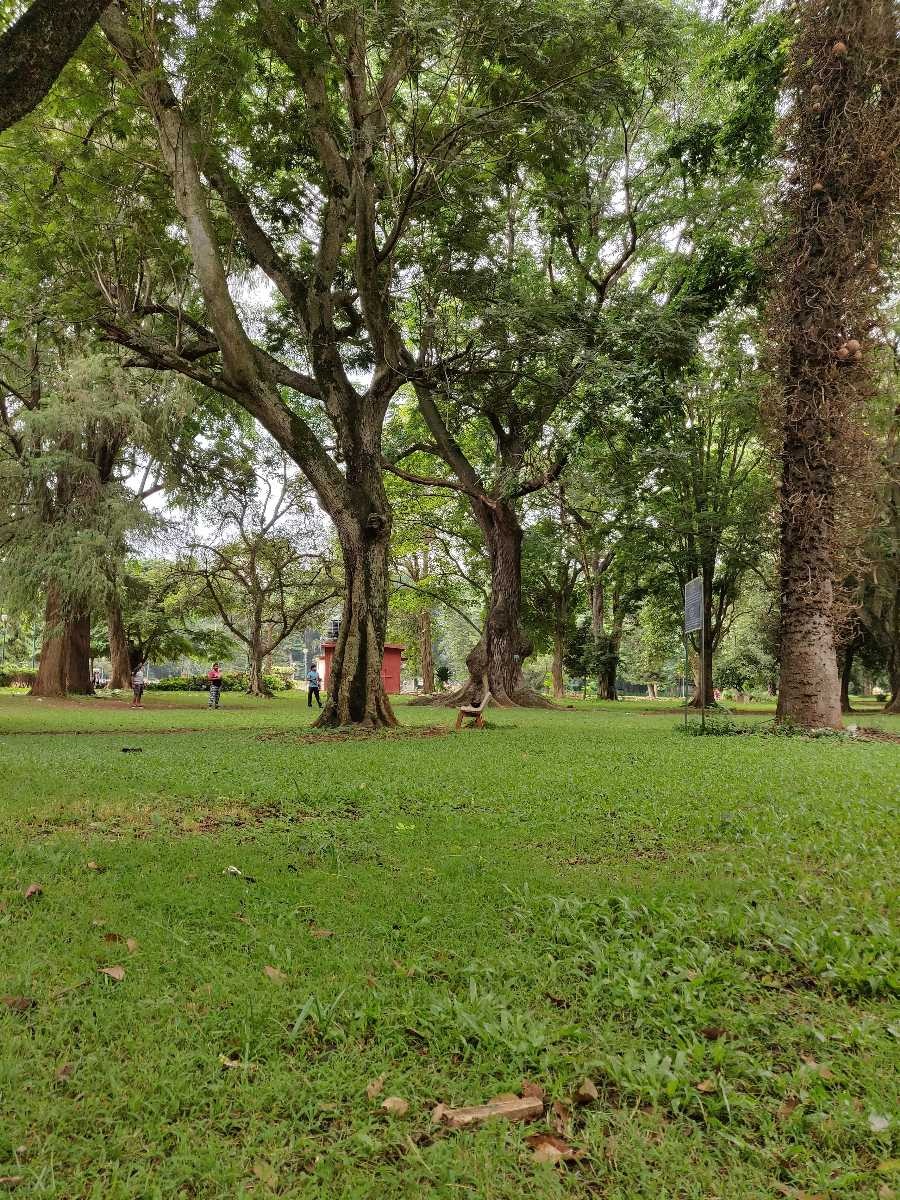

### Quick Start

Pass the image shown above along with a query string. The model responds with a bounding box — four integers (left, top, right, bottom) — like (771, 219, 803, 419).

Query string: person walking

(207, 662, 223, 709)
(131, 666, 145, 708)
(306, 664, 322, 708)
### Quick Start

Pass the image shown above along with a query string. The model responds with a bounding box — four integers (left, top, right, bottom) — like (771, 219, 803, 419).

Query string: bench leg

(475, 713, 485, 729)
(455, 710, 464, 731)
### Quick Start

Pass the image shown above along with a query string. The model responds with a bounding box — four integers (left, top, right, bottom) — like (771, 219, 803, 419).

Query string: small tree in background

(187, 465, 338, 697)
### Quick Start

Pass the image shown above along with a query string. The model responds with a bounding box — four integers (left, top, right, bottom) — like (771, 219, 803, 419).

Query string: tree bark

(839, 645, 855, 714)
(459, 499, 544, 706)
(65, 610, 92, 694)
(107, 597, 131, 689)
(688, 642, 715, 708)
(0, 0, 112, 134)
(419, 608, 435, 695)
(647, 682, 658, 700)
(551, 629, 565, 699)
(30, 585, 67, 697)
(775, 471, 842, 728)
(598, 634, 620, 701)
(247, 638, 273, 697)
(885, 663, 900, 714)
(768, 0, 899, 729)
(316, 473, 397, 729)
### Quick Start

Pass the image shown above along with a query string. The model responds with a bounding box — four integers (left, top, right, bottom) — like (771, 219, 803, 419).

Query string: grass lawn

(0, 689, 898, 1199)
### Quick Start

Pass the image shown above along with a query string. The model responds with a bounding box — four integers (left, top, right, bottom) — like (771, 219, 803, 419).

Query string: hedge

(150, 671, 294, 693)
(0, 667, 37, 688)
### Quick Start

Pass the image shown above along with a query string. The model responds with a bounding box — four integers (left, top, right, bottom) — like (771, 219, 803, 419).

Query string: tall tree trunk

(107, 597, 131, 689)
(597, 632, 620, 701)
(590, 575, 604, 698)
(551, 629, 565, 699)
(247, 635, 272, 698)
(30, 585, 67, 698)
(65, 610, 92, 694)
(460, 499, 544, 706)
(419, 608, 435, 695)
(688, 643, 715, 708)
(647, 681, 658, 700)
(886, 655, 900, 714)
(769, 0, 899, 729)
(839, 645, 855, 714)
(776, 481, 842, 727)
(316, 471, 396, 729)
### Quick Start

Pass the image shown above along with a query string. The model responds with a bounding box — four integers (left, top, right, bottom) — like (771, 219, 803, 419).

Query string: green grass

(1, 690, 898, 1198)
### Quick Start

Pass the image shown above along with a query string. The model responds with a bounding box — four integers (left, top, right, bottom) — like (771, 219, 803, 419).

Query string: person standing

(207, 662, 223, 709)
(131, 666, 145, 708)
(306, 664, 322, 708)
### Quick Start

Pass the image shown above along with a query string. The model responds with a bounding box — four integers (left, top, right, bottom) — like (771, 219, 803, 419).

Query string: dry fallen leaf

(800, 1055, 834, 1080)
(366, 1076, 385, 1100)
(551, 1100, 571, 1135)
(1, 996, 35, 1012)
(696, 1078, 717, 1094)
(223, 865, 242, 876)
(233, 913, 250, 925)
(878, 1185, 896, 1200)
(0, 1178, 24, 1187)
(263, 965, 287, 984)
(309, 927, 334, 939)
(432, 1095, 544, 1129)
(774, 1185, 825, 1200)
(103, 932, 125, 944)
(125, 937, 138, 954)
(777, 1097, 800, 1121)
(54, 1063, 73, 1081)
(86, 861, 103, 872)
(525, 1133, 583, 1164)
(869, 1112, 892, 1134)
(700, 1026, 727, 1041)
(574, 1078, 598, 1105)
(381, 1096, 409, 1116)
(98, 965, 125, 982)
(521, 1081, 546, 1103)
(23, 883, 42, 900)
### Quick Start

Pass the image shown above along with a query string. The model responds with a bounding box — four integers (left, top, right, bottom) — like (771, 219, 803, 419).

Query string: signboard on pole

(684, 576, 703, 634)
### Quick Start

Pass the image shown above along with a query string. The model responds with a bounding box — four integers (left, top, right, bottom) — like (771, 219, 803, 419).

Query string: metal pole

(684, 635, 689, 729)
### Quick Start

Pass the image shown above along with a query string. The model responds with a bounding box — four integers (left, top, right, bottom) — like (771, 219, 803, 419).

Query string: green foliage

(150, 670, 293, 693)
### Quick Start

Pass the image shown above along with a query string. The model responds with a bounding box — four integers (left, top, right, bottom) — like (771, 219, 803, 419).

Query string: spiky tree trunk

(770, 0, 900, 729)
(30, 585, 67, 697)
(107, 597, 131, 689)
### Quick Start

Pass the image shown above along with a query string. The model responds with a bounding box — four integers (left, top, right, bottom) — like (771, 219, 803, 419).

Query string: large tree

(94, 0, 616, 727)
(767, 0, 900, 728)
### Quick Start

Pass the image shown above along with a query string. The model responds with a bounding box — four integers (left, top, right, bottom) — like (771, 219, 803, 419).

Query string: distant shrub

(150, 671, 293, 693)
(0, 667, 37, 688)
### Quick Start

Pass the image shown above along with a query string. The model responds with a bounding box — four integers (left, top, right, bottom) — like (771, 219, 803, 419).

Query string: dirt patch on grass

(257, 725, 451, 745)
(853, 725, 900, 744)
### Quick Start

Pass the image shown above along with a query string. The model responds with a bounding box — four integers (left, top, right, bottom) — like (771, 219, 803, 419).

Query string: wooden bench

(455, 678, 492, 731)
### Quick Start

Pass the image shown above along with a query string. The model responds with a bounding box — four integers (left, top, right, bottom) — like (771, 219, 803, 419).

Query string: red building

(319, 641, 405, 695)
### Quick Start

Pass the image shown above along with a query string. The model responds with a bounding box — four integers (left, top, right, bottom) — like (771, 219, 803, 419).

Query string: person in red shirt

(207, 662, 223, 709)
